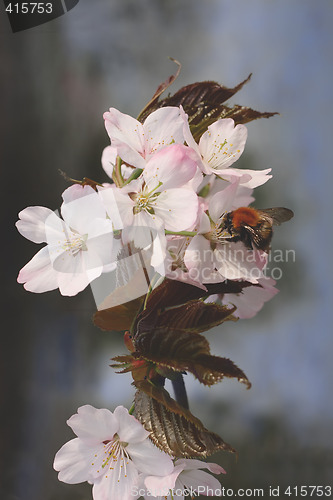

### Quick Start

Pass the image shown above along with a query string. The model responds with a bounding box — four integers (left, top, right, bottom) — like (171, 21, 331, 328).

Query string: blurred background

(1, 1, 333, 499)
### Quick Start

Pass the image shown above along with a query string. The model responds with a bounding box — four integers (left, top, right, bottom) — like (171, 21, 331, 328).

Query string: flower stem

(171, 373, 189, 410)
(165, 230, 197, 237)
(128, 403, 135, 415)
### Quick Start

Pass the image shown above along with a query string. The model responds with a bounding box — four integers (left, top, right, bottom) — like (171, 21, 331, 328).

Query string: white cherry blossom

(183, 115, 271, 188)
(54, 405, 174, 500)
(16, 185, 115, 296)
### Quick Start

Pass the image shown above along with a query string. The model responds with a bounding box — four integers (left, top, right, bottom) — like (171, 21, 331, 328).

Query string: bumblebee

(222, 206, 294, 252)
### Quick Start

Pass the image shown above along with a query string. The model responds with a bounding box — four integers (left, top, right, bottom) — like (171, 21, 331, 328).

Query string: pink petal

(143, 106, 185, 155)
(209, 181, 240, 223)
(143, 144, 198, 190)
(104, 108, 146, 168)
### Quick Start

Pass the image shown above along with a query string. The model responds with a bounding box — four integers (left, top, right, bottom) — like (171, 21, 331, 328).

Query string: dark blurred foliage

(1, 1, 332, 499)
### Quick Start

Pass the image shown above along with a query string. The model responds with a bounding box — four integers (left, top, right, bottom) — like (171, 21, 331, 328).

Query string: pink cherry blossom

(184, 181, 265, 285)
(99, 144, 199, 256)
(221, 276, 278, 318)
(140, 458, 226, 499)
(104, 106, 185, 169)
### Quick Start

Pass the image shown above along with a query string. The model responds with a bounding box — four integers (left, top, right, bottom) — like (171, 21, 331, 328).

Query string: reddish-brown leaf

(93, 296, 144, 332)
(139, 300, 236, 334)
(134, 383, 235, 458)
(134, 326, 251, 388)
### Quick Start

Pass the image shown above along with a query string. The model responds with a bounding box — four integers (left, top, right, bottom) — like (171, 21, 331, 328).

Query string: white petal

(67, 405, 118, 445)
(143, 106, 185, 156)
(128, 438, 174, 476)
(143, 144, 198, 191)
(16, 206, 56, 243)
(92, 460, 139, 500)
(61, 186, 107, 234)
(153, 189, 198, 231)
(98, 185, 134, 230)
(218, 167, 272, 189)
(17, 246, 59, 293)
(177, 469, 223, 495)
(199, 118, 247, 172)
(144, 464, 185, 496)
(213, 242, 263, 283)
(104, 108, 146, 168)
(175, 459, 226, 474)
(101, 145, 118, 179)
(54, 438, 100, 484)
(114, 406, 150, 443)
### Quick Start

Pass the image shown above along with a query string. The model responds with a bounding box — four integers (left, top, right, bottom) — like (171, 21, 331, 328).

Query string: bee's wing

(258, 208, 294, 226)
(243, 225, 268, 249)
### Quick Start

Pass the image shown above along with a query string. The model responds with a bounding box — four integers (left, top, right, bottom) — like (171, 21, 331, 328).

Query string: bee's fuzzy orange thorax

(230, 207, 260, 229)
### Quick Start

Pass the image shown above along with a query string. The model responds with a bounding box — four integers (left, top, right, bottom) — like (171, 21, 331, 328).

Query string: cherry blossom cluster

(54, 404, 225, 500)
(16, 105, 276, 318)
(16, 103, 283, 499)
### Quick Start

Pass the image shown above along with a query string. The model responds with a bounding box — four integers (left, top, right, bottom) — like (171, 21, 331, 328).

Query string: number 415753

(5, 3, 53, 14)
(284, 486, 332, 497)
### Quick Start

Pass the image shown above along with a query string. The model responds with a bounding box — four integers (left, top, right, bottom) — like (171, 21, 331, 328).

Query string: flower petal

(209, 181, 239, 223)
(128, 438, 174, 476)
(67, 405, 118, 445)
(92, 460, 139, 500)
(143, 106, 185, 156)
(199, 118, 247, 173)
(143, 144, 197, 191)
(144, 464, 185, 497)
(16, 206, 56, 243)
(98, 185, 134, 230)
(153, 189, 198, 232)
(177, 469, 223, 495)
(114, 406, 150, 443)
(17, 246, 59, 293)
(104, 108, 146, 169)
(101, 145, 118, 179)
(213, 242, 263, 283)
(61, 185, 107, 234)
(54, 438, 101, 484)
